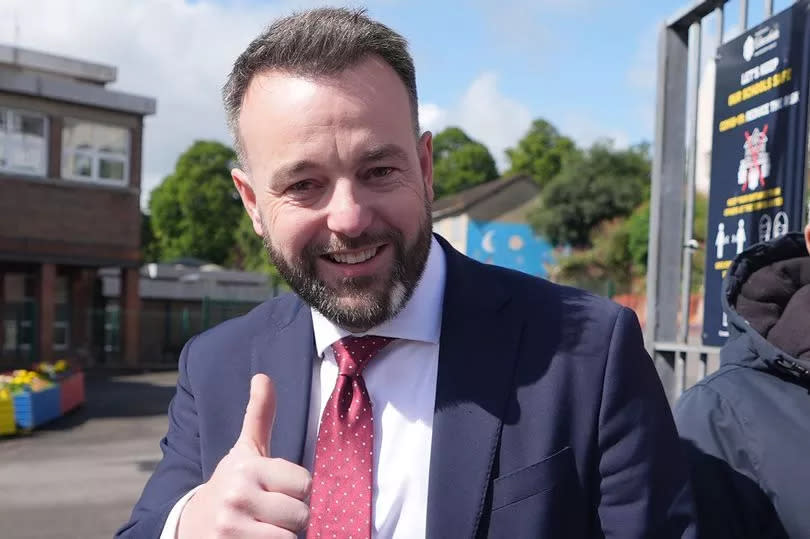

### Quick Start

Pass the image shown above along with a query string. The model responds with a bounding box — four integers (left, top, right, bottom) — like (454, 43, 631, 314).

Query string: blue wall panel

(466, 221, 555, 277)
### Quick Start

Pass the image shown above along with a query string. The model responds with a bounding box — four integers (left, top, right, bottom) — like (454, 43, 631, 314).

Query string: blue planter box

(13, 386, 61, 429)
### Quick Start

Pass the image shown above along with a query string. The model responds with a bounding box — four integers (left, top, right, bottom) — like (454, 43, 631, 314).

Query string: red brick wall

(0, 177, 140, 263)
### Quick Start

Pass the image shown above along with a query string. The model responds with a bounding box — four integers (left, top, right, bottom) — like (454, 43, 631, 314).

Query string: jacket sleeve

(674, 383, 786, 539)
(595, 308, 697, 538)
(116, 336, 204, 538)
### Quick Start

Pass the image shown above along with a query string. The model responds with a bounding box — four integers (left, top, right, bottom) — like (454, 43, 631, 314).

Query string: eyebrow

(270, 160, 319, 186)
(358, 144, 410, 165)
(269, 143, 411, 186)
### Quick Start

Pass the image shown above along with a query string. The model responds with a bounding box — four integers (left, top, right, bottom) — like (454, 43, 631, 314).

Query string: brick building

(0, 45, 156, 368)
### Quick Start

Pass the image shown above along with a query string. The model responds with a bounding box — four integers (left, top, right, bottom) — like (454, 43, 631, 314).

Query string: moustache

(305, 231, 403, 257)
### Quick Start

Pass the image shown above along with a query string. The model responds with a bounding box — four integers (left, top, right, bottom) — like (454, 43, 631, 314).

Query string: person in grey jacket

(675, 222, 810, 539)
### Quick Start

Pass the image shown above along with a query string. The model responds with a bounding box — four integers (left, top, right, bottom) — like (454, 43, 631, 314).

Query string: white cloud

(420, 72, 532, 172)
(0, 0, 289, 208)
(563, 112, 631, 150)
(420, 70, 639, 172)
(418, 103, 448, 134)
(0, 0, 395, 209)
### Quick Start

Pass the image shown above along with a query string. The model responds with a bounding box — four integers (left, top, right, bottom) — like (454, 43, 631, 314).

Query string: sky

(0, 0, 797, 208)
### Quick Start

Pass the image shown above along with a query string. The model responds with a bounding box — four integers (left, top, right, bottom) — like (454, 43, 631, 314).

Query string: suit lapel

(251, 295, 315, 465)
(427, 237, 525, 538)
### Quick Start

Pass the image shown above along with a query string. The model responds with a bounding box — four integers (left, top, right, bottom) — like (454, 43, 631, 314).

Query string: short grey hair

(223, 7, 419, 166)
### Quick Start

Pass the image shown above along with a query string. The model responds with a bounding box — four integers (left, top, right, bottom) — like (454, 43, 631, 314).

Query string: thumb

(237, 373, 276, 457)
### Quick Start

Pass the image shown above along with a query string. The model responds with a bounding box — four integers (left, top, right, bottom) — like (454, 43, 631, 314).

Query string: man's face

(233, 56, 434, 331)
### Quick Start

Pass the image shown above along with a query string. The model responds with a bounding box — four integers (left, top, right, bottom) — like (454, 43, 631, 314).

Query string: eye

(368, 167, 395, 179)
(288, 180, 315, 192)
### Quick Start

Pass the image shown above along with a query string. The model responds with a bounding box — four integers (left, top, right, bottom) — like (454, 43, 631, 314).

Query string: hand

(177, 374, 312, 538)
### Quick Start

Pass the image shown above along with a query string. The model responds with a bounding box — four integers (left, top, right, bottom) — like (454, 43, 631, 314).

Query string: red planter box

(59, 372, 85, 414)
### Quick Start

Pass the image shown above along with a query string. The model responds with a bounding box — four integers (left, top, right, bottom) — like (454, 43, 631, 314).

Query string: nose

(325, 180, 372, 238)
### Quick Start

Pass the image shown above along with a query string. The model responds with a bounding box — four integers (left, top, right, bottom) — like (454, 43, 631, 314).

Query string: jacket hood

(721, 231, 810, 384)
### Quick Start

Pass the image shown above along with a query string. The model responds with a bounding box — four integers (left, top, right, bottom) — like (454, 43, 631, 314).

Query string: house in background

(0, 45, 156, 368)
(99, 260, 275, 366)
(432, 175, 556, 277)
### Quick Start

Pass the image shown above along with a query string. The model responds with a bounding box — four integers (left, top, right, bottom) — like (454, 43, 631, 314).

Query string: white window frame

(0, 106, 49, 177)
(61, 118, 131, 186)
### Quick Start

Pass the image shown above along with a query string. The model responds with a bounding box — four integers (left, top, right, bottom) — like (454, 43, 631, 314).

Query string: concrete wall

(432, 213, 469, 254)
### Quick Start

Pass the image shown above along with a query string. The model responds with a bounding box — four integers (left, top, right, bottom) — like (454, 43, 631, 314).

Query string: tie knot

(331, 335, 394, 376)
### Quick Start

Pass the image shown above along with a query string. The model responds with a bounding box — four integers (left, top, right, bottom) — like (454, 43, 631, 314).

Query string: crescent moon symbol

(482, 230, 496, 254)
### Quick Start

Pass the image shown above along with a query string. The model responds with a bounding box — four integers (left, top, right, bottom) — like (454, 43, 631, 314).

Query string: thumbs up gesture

(177, 374, 312, 538)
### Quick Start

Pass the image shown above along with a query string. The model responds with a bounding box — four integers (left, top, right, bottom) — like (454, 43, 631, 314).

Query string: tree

(229, 212, 283, 287)
(625, 201, 650, 272)
(529, 140, 652, 247)
(148, 141, 243, 264)
(622, 192, 708, 291)
(505, 119, 579, 188)
(432, 127, 498, 199)
(554, 218, 635, 296)
(140, 212, 161, 263)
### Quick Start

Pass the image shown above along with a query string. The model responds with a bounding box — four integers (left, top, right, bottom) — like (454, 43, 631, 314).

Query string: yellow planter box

(0, 396, 15, 436)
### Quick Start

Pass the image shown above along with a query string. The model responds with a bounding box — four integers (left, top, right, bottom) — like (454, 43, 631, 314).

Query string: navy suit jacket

(118, 236, 696, 538)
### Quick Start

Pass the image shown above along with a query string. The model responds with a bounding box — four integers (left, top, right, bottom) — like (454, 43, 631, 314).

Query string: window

(0, 107, 48, 176)
(62, 119, 130, 185)
(103, 303, 120, 354)
(53, 276, 70, 351)
(2, 274, 35, 356)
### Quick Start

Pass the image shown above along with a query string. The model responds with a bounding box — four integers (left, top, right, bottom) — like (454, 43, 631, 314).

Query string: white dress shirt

(162, 237, 445, 538)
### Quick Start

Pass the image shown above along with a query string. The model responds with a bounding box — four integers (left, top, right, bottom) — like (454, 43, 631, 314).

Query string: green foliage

(691, 192, 709, 291)
(229, 212, 283, 285)
(529, 140, 652, 248)
(555, 218, 635, 295)
(148, 141, 243, 264)
(619, 192, 707, 291)
(505, 119, 580, 188)
(140, 212, 161, 263)
(625, 202, 650, 272)
(432, 127, 498, 199)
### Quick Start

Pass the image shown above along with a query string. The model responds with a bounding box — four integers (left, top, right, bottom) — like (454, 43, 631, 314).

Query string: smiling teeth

(331, 248, 377, 264)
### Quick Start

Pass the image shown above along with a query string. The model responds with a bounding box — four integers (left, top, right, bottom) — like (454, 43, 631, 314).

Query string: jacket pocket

(491, 446, 575, 510)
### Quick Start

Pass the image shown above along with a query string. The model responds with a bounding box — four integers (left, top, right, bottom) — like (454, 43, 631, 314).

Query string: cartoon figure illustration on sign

(715, 222, 731, 259)
(758, 214, 772, 242)
(737, 125, 770, 192)
(732, 219, 747, 254)
(773, 211, 789, 238)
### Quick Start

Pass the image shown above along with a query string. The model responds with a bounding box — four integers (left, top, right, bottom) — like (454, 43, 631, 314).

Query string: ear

(232, 168, 264, 237)
(418, 131, 434, 202)
(804, 223, 810, 255)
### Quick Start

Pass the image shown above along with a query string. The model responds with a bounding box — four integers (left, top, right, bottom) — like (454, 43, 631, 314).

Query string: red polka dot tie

(307, 335, 394, 539)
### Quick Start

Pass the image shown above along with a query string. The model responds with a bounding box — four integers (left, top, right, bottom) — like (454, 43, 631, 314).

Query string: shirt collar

(312, 235, 446, 357)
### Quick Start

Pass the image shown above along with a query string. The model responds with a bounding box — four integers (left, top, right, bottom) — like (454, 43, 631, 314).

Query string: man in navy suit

(118, 8, 696, 538)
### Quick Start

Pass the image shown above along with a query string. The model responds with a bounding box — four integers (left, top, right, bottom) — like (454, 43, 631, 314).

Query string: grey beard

(260, 206, 432, 331)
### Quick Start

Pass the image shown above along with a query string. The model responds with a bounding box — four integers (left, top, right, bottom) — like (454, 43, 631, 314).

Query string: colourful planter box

(59, 372, 85, 414)
(13, 385, 61, 429)
(0, 398, 15, 435)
